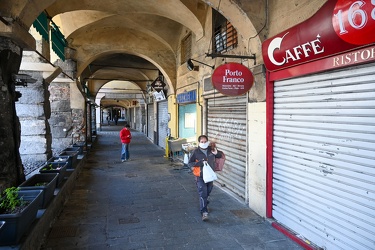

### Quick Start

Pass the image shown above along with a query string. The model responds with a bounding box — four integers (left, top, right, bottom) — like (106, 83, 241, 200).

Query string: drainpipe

(197, 81, 203, 135)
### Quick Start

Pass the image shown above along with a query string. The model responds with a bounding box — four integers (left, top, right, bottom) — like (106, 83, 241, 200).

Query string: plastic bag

(202, 161, 217, 183)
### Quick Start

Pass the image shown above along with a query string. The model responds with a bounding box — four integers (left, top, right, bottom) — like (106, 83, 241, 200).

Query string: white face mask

(199, 141, 210, 149)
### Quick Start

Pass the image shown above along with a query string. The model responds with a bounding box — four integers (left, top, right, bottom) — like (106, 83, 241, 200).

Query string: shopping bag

(202, 161, 217, 183)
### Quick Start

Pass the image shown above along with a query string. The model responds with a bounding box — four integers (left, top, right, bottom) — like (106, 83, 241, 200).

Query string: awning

(51, 23, 67, 61)
(32, 12, 49, 42)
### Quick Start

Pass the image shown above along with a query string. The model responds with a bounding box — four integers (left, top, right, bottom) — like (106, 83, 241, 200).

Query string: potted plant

(47, 155, 73, 169)
(19, 173, 58, 209)
(0, 187, 43, 245)
(39, 161, 68, 186)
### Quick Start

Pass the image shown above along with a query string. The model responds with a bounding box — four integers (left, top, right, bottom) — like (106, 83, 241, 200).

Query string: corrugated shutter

(157, 101, 168, 149)
(147, 103, 154, 141)
(272, 62, 375, 250)
(207, 95, 247, 200)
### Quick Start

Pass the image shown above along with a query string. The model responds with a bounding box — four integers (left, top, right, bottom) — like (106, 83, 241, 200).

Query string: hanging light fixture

(187, 59, 215, 71)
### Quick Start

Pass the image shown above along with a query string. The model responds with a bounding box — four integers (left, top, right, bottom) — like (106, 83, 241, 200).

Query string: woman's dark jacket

(188, 146, 222, 178)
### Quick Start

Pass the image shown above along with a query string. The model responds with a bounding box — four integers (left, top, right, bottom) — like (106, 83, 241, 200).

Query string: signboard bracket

(206, 53, 256, 65)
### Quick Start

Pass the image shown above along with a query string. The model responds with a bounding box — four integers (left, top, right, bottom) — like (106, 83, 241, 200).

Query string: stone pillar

(86, 101, 92, 142)
(16, 44, 63, 174)
(16, 68, 52, 172)
(49, 59, 85, 153)
(0, 37, 25, 189)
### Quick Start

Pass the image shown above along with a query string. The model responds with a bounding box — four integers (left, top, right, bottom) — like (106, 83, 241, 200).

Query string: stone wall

(16, 70, 52, 174)
(49, 81, 74, 154)
(49, 59, 85, 155)
(0, 37, 25, 189)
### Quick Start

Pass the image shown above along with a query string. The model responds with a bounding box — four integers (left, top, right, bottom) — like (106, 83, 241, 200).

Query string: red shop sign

(211, 63, 254, 96)
(262, 0, 375, 72)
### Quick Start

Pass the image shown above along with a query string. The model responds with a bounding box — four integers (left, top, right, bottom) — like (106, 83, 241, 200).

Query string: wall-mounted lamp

(12, 74, 37, 86)
(187, 59, 215, 71)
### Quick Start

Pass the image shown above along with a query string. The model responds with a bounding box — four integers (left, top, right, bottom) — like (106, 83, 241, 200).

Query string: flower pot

(47, 155, 71, 168)
(19, 173, 58, 209)
(73, 142, 85, 154)
(64, 146, 81, 154)
(0, 189, 43, 246)
(0, 221, 5, 232)
(58, 151, 78, 169)
(39, 161, 68, 185)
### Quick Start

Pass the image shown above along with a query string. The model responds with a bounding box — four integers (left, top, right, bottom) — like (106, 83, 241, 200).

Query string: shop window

(212, 10, 238, 53)
(181, 33, 192, 65)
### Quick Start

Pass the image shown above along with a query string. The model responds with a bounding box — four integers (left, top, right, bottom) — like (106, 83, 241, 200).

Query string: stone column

(15, 67, 52, 171)
(0, 37, 25, 188)
(16, 46, 62, 174)
(50, 59, 85, 153)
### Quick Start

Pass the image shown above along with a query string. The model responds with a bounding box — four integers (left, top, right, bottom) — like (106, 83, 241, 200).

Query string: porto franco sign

(211, 63, 254, 96)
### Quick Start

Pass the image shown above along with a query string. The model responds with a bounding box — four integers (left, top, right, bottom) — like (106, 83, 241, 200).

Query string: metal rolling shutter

(207, 95, 247, 200)
(272, 63, 375, 250)
(147, 103, 154, 141)
(157, 100, 168, 149)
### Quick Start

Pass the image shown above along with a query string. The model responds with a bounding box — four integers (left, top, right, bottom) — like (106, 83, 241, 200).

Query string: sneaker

(121, 160, 125, 162)
(202, 212, 208, 221)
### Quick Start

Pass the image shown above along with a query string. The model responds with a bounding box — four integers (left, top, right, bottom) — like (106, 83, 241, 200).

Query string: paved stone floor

(40, 123, 304, 250)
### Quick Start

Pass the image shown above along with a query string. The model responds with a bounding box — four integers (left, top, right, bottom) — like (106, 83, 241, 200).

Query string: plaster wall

(70, 81, 85, 109)
(267, 0, 327, 37)
(248, 102, 267, 216)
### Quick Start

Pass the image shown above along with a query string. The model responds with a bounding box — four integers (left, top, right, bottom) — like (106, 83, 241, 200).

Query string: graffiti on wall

(208, 117, 246, 142)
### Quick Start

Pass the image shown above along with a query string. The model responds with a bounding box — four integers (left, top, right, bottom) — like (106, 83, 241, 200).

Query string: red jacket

(120, 128, 132, 143)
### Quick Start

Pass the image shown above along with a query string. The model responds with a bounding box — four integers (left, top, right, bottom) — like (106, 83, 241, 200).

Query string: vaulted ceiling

(1, 0, 270, 108)
(0, 0, 211, 108)
(44, 0, 209, 108)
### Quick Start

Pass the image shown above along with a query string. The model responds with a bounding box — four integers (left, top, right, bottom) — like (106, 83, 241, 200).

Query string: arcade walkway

(40, 123, 304, 250)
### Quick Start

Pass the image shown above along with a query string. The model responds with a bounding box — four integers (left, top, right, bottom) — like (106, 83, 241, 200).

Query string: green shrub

(0, 187, 26, 213)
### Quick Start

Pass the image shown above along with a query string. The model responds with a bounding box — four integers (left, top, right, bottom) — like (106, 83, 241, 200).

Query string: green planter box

(58, 151, 78, 169)
(0, 221, 5, 233)
(19, 173, 58, 209)
(65, 146, 81, 154)
(47, 155, 71, 168)
(0, 190, 43, 246)
(73, 142, 85, 154)
(39, 161, 68, 185)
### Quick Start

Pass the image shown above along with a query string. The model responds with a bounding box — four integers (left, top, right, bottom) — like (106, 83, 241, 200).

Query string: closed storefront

(272, 63, 375, 250)
(157, 100, 168, 148)
(206, 95, 247, 200)
(263, 1, 375, 249)
(147, 103, 154, 142)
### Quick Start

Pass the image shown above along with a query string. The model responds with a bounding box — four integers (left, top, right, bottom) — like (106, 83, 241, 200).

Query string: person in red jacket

(119, 124, 132, 162)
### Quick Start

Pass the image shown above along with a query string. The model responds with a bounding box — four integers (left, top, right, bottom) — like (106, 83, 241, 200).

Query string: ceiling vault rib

(90, 64, 159, 71)
(85, 78, 152, 82)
